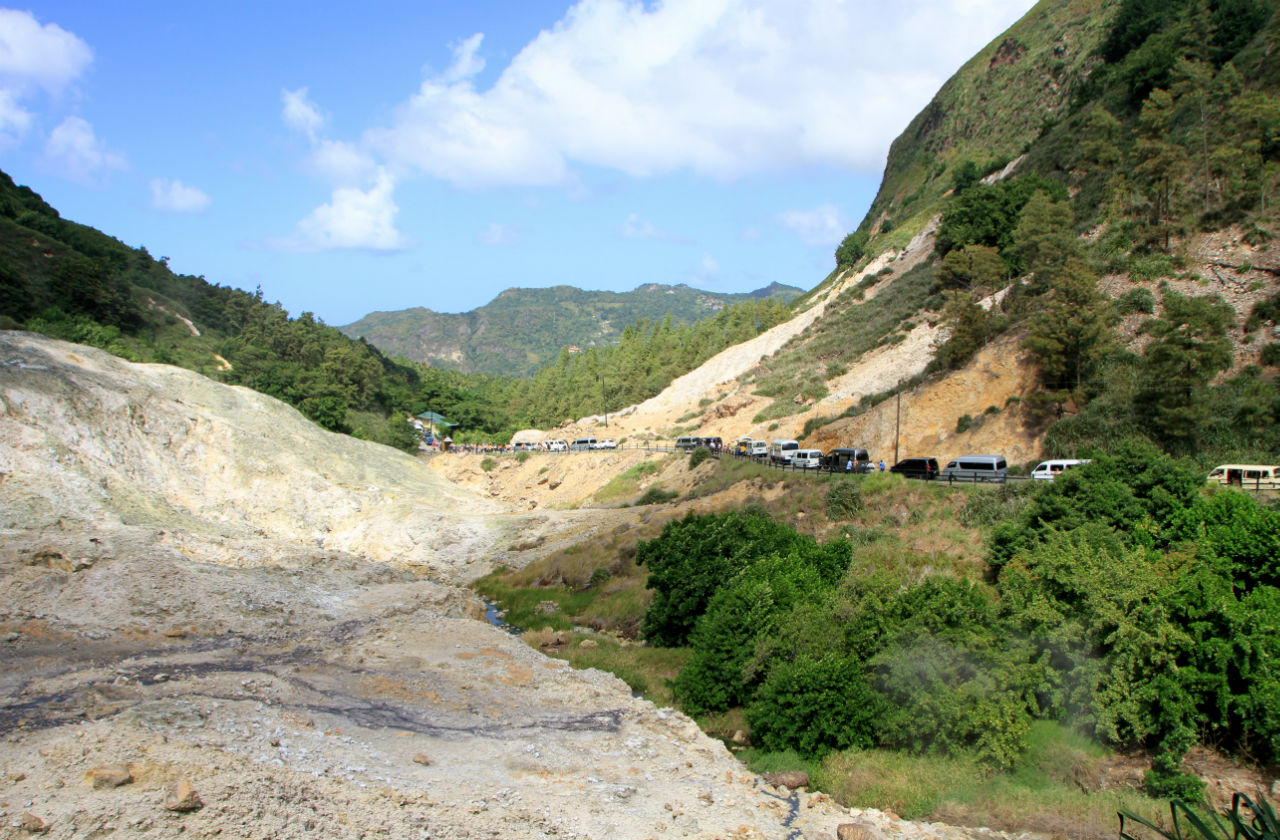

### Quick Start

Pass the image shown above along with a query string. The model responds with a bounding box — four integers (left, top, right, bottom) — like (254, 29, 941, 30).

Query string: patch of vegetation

(1117, 286, 1157, 315)
(593, 459, 664, 504)
(688, 446, 713, 469)
(824, 481, 863, 520)
(636, 486, 679, 506)
(480, 457, 497, 472)
(749, 261, 937, 412)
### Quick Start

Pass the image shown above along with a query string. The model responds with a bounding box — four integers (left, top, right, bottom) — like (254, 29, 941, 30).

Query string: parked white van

(749, 440, 769, 458)
(770, 439, 799, 464)
(1207, 464, 1280, 490)
(1031, 459, 1091, 482)
(941, 454, 1009, 482)
(792, 449, 823, 469)
(545, 440, 568, 452)
(570, 437, 597, 451)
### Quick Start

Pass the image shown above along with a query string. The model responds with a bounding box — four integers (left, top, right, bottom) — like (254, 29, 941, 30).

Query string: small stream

(482, 599, 521, 635)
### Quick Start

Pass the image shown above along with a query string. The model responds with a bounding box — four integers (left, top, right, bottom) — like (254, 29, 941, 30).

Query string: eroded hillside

(0, 331, 889, 840)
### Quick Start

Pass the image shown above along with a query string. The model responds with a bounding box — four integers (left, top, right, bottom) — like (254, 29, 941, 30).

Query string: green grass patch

(528, 632, 690, 706)
(472, 578, 600, 632)
(593, 459, 664, 504)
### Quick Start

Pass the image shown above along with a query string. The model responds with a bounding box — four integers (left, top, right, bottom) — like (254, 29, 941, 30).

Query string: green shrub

(956, 414, 974, 433)
(689, 446, 712, 469)
(480, 457, 497, 472)
(958, 483, 1034, 528)
(1129, 253, 1177, 282)
(1261, 344, 1280, 366)
(747, 655, 884, 757)
(636, 486, 678, 506)
(674, 554, 828, 714)
(636, 508, 843, 647)
(1117, 286, 1156, 315)
(515, 451, 530, 464)
(824, 481, 863, 520)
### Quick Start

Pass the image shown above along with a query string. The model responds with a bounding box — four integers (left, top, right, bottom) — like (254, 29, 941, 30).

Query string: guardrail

(435, 445, 1041, 483)
(435, 444, 1269, 491)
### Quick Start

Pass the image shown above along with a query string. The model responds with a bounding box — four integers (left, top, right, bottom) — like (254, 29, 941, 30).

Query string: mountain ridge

(339, 280, 802, 377)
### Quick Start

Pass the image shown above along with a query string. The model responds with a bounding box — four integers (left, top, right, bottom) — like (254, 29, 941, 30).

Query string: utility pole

(894, 381, 901, 466)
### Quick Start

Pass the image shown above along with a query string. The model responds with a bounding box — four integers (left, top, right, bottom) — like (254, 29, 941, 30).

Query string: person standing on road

(878, 460, 885, 471)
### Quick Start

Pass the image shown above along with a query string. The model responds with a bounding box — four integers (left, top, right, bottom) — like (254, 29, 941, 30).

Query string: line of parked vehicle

(514, 437, 618, 452)
(510, 434, 1278, 490)
(715, 436, 1099, 483)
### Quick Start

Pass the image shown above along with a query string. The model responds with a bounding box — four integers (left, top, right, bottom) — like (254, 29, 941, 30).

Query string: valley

(3, 0, 1280, 837)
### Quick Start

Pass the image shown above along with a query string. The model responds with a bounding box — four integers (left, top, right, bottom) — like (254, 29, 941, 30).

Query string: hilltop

(339, 281, 801, 377)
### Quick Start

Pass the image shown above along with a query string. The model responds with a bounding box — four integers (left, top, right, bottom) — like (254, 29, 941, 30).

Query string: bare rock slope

(0, 331, 870, 839)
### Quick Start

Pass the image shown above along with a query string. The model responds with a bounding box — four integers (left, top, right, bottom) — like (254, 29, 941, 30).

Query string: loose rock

(163, 779, 203, 812)
(87, 764, 133, 789)
(20, 812, 51, 833)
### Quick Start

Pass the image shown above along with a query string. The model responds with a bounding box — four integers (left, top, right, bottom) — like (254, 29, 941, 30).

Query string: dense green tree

(835, 230, 868, 267)
(937, 243, 1006, 291)
(931, 292, 995, 372)
(747, 655, 884, 757)
(673, 554, 827, 714)
(1137, 290, 1234, 448)
(635, 508, 817, 647)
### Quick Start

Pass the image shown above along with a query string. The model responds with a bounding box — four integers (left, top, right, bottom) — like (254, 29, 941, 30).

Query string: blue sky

(0, 0, 1033, 325)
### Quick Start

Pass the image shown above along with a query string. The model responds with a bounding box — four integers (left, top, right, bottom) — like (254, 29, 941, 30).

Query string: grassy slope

(796, 0, 1115, 312)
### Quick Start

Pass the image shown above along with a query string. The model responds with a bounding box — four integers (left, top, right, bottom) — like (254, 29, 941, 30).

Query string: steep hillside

(340, 281, 801, 377)
(541, 0, 1280, 469)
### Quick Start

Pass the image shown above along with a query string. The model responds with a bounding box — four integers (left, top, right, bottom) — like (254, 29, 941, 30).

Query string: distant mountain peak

(340, 281, 802, 376)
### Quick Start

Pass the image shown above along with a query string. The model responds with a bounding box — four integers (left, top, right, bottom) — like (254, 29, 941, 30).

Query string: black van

(823, 448, 871, 472)
(889, 457, 940, 480)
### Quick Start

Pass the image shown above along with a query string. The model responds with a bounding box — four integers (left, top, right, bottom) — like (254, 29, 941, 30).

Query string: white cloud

(351, 0, 1030, 188)
(0, 89, 31, 146)
(0, 9, 92, 93)
(290, 170, 408, 251)
(478, 222, 519, 246)
(42, 116, 126, 184)
(620, 212, 662, 240)
(0, 9, 92, 148)
(443, 33, 486, 83)
(282, 87, 324, 139)
(150, 178, 211, 213)
(778, 203, 848, 246)
(305, 139, 377, 186)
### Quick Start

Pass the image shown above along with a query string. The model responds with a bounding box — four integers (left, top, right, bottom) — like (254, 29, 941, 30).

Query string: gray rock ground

(0, 332, 1028, 840)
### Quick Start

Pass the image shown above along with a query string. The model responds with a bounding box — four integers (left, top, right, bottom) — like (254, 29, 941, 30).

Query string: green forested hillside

(767, 0, 1280, 466)
(721, 0, 1280, 807)
(340, 281, 801, 378)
